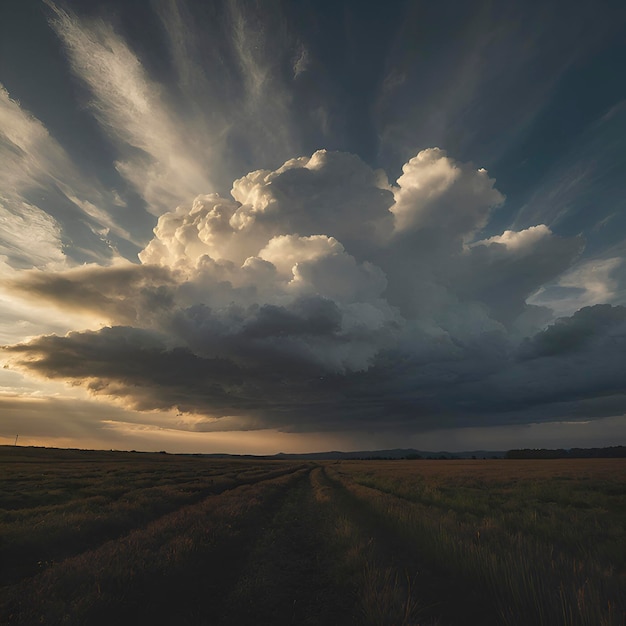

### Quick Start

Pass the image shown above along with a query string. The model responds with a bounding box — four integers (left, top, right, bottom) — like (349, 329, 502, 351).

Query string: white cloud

(530, 257, 623, 317)
(0, 200, 65, 269)
(46, 0, 212, 214)
(0, 84, 142, 266)
(5, 147, 603, 434)
(475, 224, 552, 252)
(391, 148, 504, 235)
(0, 85, 67, 193)
(556, 257, 622, 304)
(259, 234, 345, 276)
(155, 0, 312, 184)
(139, 150, 394, 270)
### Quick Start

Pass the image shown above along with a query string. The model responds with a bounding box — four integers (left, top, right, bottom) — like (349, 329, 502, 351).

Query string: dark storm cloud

(5, 326, 246, 413)
(5, 147, 622, 433)
(0, 0, 624, 455)
(9, 263, 177, 323)
(460, 227, 584, 325)
(7, 304, 626, 431)
(4, 320, 357, 420)
(474, 305, 626, 419)
(520, 304, 626, 359)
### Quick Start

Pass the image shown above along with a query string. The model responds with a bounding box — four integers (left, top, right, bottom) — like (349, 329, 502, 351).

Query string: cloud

(138, 150, 394, 268)
(43, 0, 344, 225)
(482, 304, 626, 418)
(0, 84, 142, 267)
(293, 45, 310, 79)
(8, 304, 626, 432)
(7, 147, 619, 434)
(462, 224, 584, 326)
(530, 256, 624, 317)
(45, 0, 212, 214)
(0, 200, 65, 269)
(5, 262, 177, 324)
(520, 304, 626, 360)
(373, 0, 610, 172)
(390, 148, 504, 236)
(54, 0, 330, 210)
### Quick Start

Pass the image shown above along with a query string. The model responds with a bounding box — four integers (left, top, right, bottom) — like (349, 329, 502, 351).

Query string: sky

(1, 0, 626, 454)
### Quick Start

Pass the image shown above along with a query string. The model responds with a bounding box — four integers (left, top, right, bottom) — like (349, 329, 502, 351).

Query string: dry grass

(310, 467, 436, 626)
(325, 459, 626, 626)
(0, 447, 297, 587)
(1, 448, 623, 625)
(0, 447, 308, 625)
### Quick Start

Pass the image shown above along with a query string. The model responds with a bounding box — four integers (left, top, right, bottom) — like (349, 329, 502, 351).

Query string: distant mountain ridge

(195, 446, 626, 460)
(3, 445, 623, 460)
(215, 448, 507, 460)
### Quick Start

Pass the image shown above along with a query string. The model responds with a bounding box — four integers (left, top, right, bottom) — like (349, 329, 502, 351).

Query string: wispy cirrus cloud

(512, 100, 626, 235)
(0, 84, 140, 267)
(153, 0, 320, 180)
(45, 0, 322, 212)
(45, 0, 213, 214)
(530, 256, 625, 317)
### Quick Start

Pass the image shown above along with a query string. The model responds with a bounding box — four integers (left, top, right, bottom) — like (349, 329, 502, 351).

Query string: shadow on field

(319, 466, 498, 626)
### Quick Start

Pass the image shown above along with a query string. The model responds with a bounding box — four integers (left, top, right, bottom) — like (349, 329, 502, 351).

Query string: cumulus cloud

(462, 224, 584, 326)
(138, 150, 394, 267)
(390, 148, 504, 236)
(7, 147, 618, 433)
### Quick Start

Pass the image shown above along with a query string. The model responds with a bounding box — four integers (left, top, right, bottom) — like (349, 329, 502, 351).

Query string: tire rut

(217, 467, 356, 626)
(322, 466, 501, 626)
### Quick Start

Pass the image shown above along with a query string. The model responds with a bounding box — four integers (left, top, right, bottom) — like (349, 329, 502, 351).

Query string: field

(0, 447, 624, 625)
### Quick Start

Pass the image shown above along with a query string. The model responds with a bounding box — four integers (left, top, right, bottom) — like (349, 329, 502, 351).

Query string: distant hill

(264, 448, 506, 460)
(4, 444, 622, 461)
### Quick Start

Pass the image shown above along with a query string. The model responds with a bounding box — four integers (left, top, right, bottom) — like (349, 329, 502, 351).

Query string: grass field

(0, 446, 624, 625)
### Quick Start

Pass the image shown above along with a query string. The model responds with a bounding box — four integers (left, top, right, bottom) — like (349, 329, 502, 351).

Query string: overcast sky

(1, 0, 626, 454)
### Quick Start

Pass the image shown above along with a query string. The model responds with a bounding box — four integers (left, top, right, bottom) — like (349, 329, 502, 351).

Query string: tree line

(505, 446, 626, 459)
